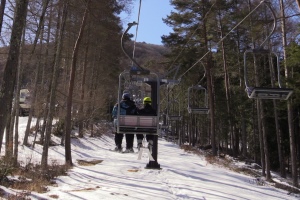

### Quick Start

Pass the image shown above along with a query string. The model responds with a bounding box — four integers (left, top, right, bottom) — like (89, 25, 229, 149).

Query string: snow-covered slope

(1, 117, 299, 200)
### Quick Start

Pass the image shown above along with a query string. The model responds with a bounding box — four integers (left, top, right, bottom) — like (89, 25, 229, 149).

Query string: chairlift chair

(187, 85, 209, 114)
(167, 99, 182, 121)
(116, 70, 161, 170)
(117, 2, 161, 169)
(116, 71, 160, 135)
(244, 49, 293, 100)
(243, 1, 293, 100)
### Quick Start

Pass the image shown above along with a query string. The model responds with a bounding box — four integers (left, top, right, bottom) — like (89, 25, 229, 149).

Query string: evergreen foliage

(161, 0, 300, 179)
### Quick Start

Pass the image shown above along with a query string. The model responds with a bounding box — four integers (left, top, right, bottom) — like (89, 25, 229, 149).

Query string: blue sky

(120, 0, 173, 45)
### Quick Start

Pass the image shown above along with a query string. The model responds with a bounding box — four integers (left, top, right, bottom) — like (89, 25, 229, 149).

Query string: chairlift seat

(246, 87, 293, 100)
(118, 115, 158, 134)
(188, 107, 210, 114)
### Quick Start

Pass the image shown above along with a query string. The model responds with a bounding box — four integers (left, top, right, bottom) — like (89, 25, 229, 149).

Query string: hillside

(120, 41, 170, 73)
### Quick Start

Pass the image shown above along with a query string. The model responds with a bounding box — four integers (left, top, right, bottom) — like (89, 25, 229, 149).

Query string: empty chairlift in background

(243, 1, 293, 100)
(244, 49, 293, 100)
(167, 99, 182, 121)
(187, 85, 209, 114)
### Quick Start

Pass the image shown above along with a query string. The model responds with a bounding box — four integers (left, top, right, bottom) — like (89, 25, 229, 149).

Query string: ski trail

(20, 129, 298, 200)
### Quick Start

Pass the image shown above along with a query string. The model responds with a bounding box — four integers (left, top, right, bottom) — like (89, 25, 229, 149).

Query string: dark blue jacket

(112, 99, 137, 118)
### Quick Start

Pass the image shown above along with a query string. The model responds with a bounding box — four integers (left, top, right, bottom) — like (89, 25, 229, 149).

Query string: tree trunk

(273, 101, 286, 178)
(233, 0, 247, 158)
(217, 9, 234, 157)
(78, 40, 89, 138)
(65, 0, 90, 166)
(11, 26, 26, 166)
(23, 0, 49, 145)
(0, 0, 6, 35)
(30, 0, 50, 54)
(269, 50, 286, 178)
(241, 118, 247, 157)
(40, 0, 56, 143)
(202, 15, 216, 155)
(280, 0, 298, 187)
(23, 55, 41, 146)
(256, 100, 265, 176)
(41, 0, 69, 171)
(0, 0, 29, 153)
(296, 0, 300, 10)
(24, 0, 50, 145)
(252, 53, 270, 179)
(206, 54, 216, 155)
(260, 100, 271, 180)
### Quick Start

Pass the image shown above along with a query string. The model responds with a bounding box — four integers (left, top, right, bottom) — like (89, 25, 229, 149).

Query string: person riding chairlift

(112, 93, 136, 152)
(136, 96, 156, 152)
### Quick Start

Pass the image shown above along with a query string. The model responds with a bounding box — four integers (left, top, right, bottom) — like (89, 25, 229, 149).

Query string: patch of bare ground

(180, 144, 300, 195)
(77, 159, 103, 166)
(0, 159, 69, 199)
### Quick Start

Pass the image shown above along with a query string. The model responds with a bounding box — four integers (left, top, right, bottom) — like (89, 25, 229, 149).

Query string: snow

(1, 117, 299, 200)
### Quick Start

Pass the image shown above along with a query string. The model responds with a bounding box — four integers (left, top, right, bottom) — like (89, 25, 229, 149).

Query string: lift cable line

(177, 0, 268, 81)
(162, 0, 271, 118)
(160, 61, 206, 106)
(159, 1, 217, 110)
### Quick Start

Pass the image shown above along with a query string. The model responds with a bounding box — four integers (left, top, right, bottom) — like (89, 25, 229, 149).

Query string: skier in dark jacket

(112, 93, 136, 152)
(136, 97, 156, 151)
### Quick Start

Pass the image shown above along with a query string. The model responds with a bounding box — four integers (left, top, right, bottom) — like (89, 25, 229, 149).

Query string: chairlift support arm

(121, 22, 150, 74)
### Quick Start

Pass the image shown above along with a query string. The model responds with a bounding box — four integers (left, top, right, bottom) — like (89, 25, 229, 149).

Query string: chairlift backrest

(244, 49, 293, 100)
(167, 99, 182, 121)
(244, 49, 281, 88)
(187, 85, 209, 114)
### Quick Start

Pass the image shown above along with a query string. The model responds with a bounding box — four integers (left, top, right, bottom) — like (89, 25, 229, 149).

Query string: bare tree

(23, 0, 50, 146)
(216, 6, 235, 157)
(0, 0, 29, 153)
(10, 25, 27, 166)
(78, 38, 89, 138)
(64, 0, 90, 166)
(41, 0, 70, 171)
(30, 0, 50, 54)
(280, 0, 298, 187)
(0, 0, 6, 35)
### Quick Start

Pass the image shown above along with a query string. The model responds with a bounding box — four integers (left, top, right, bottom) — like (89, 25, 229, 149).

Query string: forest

(0, 0, 300, 190)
